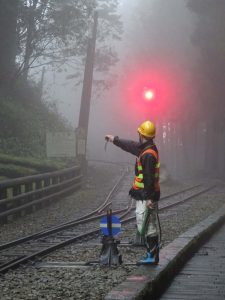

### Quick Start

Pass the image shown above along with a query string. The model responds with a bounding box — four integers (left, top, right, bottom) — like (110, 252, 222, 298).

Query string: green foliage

(0, 0, 122, 162)
(0, 153, 66, 173)
(0, 79, 71, 157)
(0, 152, 71, 179)
(17, 0, 93, 75)
(0, 163, 37, 178)
(16, 0, 122, 83)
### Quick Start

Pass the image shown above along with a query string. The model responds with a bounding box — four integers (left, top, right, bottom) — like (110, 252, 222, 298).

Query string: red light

(144, 89, 155, 101)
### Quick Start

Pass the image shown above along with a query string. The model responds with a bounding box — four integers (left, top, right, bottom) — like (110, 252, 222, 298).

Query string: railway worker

(105, 120, 160, 265)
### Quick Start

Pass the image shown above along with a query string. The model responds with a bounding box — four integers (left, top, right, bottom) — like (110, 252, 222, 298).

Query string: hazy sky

(41, 0, 139, 128)
(40, 0, 197, 162)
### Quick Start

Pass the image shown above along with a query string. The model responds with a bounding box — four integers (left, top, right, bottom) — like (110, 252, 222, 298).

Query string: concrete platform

(160, 223, 225, 299)
(105, 204, 225, 300)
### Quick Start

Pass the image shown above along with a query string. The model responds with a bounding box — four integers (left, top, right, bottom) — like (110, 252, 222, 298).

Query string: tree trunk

(0, 0, 19, 93)
(22, 0, 39, 80)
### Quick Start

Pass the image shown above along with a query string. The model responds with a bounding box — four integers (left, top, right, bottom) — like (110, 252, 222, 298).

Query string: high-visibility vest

(132, 148, 160, 192)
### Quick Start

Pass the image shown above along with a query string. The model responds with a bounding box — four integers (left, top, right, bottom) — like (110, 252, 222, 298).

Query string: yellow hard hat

(138, 120, 156, 138)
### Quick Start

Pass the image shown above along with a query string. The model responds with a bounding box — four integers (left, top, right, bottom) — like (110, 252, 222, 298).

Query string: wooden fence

(0, 166, 82, 224)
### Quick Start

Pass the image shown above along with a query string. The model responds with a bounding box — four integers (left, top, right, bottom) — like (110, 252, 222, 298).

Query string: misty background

(1, 0, 224, 179)
(40, 0, 197, 164)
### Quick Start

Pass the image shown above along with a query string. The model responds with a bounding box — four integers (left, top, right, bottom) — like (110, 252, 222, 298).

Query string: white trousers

(135, 200, 158, 237)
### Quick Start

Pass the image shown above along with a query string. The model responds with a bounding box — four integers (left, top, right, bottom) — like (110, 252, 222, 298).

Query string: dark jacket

(113, 137, 160, 201)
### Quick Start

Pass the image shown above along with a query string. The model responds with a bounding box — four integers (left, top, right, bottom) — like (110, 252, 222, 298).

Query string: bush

(0, 82, 71, 157)
(0, 152, 67, 173)
(0, 163, 37, 178)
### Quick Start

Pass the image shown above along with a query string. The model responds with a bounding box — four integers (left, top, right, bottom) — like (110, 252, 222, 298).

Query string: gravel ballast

(0, 164, 225, 300)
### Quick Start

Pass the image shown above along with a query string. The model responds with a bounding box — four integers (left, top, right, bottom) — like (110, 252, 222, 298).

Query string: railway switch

(99, 210, 122, 266)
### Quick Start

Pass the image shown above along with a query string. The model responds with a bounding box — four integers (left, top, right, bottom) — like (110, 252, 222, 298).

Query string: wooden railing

(0, 166, 82, 224)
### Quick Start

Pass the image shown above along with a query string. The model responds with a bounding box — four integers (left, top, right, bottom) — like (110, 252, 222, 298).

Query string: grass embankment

(0, 153, 68, 180)
(0, 79, 74, 180)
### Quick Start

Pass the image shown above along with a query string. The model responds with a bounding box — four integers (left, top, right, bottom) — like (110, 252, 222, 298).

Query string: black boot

(145, 235, 159, 264)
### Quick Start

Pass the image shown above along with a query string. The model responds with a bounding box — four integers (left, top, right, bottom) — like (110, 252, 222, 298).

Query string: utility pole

(76, 12, 98, 173)
(39, 66, 45, 100)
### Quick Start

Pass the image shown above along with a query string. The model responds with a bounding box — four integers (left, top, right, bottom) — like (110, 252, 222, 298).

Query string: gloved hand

(105, 135, 114, 142)
(146, 199, 155, 209)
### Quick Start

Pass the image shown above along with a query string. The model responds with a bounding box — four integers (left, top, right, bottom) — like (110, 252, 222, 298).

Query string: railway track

(0, 170, 215, 274)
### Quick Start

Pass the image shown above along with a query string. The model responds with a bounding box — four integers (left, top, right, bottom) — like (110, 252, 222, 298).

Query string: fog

(42, 0, 225, 179)
(87, 0, 197, 171)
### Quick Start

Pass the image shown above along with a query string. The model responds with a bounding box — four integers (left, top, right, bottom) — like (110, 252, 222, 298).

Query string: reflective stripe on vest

(132, 148, 160, 191)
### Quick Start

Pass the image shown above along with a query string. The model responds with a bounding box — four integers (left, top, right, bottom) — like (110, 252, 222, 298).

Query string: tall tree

(187, 0, 225, 120)
(187, 0, 225, 176)
(15, 0, 122, 83)
(0, 0, 19, 93)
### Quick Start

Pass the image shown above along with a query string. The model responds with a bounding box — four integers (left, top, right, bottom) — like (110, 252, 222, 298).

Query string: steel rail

(0, 169, 128, 251)
(0, 184, 214, 274)
(0, 181, 198, 251)
(122, 185, 216, 224)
